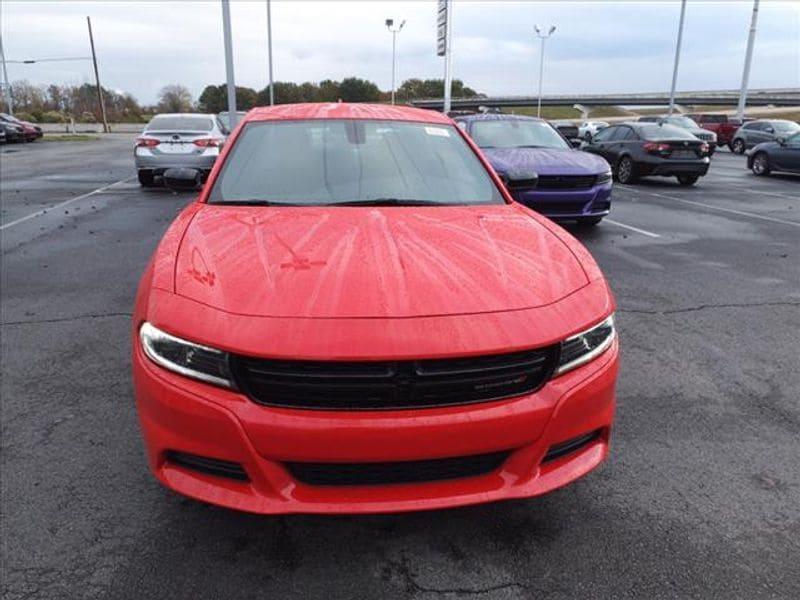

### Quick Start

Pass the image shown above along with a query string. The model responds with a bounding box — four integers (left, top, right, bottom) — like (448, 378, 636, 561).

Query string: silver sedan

(134, 113, 229, 186)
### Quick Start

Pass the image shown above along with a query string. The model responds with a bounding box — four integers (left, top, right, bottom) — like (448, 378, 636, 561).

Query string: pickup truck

(689, 114, 749, 149)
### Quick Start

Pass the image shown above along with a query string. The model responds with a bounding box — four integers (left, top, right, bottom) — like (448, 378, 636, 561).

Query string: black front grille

(166, 451, 249, 481)
(535, 175, 597, 190)
(286, 451, 510, 486)
(231, 347, 558, 411)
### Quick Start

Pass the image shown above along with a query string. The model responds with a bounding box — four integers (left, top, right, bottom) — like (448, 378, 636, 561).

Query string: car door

(748, 122, 770, 147)
(771, 133, 800, 172)
(584, 125, 617, 161)
(604, 126, 633, 163)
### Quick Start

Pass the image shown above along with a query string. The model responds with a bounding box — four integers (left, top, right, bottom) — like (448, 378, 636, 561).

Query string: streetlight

(668, 0, 687, 116)
(533, 25, 556, 118)
(737, 0, 760, 120)
(385, 18, 405, 105)
(266, 0, 274, 105)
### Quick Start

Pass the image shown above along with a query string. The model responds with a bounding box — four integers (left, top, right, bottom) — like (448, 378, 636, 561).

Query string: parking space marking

(0, 176, 134, 231)
(605, 218, 661, 238)
(618, 185, 800, 228)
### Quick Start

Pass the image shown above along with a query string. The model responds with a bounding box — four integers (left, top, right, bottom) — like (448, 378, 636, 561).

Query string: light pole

(737, 0, 760, 120)
(221, 0, 237, 128)
(266, 0, 274, 105)
(533, 25, 556, 118)
(0, 33, 12, 114)
(668, 0, 687, 116)
(385, 18, 405, 105)
(86, 17, 109, 133)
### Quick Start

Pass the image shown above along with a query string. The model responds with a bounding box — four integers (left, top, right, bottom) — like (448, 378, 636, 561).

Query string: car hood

(174, 204, 589, 318)
(481, 147, 609, 177)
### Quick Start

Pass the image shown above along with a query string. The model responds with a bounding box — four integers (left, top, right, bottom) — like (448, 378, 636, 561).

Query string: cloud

(2, 0, 797, 104)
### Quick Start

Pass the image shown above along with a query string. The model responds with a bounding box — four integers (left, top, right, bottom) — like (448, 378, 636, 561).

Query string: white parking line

(0, 176, 134, 231)
(605, 218, 661, 238)
(618, 185, 800, 228)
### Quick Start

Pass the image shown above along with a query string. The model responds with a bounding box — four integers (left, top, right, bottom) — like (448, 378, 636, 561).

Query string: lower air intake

(542, 430, 602, 463)
(286, 451, 511, 486)
(166, 451, 249, 481)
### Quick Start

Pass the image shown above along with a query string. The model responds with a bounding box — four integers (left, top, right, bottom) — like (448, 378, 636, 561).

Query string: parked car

(456, 113, 612, 225)
(132, 103, 619, 515)
(638, 115, 717, 154)
(0, 124, 5, 144)
(134, 113, 228, 186)
(730, 119, 800, 154)
(551, 120, 581, 146)
(583, 122, 711, 186)
(0, 113, 43, 141)
(578, 121, 609, 142)
(217, 110, 248, 133)
(0, 121, 25, 143)
(688, 113, 746, 148)
(747, 131, 800, 176)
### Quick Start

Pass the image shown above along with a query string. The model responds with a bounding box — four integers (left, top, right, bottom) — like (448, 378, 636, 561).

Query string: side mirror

(765, 127, 775, 134)
(163, 167, 202, 192)
(777, 137, 786, 145)
(500, 169, 538, 190)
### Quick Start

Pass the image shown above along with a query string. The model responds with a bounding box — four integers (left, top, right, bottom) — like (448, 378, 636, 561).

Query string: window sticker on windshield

(425, 126, 450, 137)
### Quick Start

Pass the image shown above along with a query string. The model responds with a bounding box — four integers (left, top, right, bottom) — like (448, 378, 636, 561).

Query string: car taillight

(136, 137, 160, 148)
(193, 138, 222, 147)
(643, 142, 670, 153)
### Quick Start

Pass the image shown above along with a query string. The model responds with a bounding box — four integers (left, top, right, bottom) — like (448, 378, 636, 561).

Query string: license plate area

(671, 150, 696, 160)
(159, 142, 194, 154)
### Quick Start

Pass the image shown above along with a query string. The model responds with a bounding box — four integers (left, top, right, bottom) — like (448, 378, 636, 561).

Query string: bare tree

(157, 84, 193, 113)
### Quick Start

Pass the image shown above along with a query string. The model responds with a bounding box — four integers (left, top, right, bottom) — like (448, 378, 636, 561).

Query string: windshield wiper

(324, 198, 448, 207)
(212, 199, 300, 206)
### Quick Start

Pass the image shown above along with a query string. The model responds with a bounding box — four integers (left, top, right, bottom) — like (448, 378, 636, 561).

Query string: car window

(208, 119, 504, 206)
(146, 116, 214, 132)
(469, 119, 570, 150)
(638, 124, 697, 141)
(617, 127, 638, 141)
(773, 121, 800, 133)
(743, 122, 762, 131)
(784, 132, 800, 147)
(592, 126, 616, 142)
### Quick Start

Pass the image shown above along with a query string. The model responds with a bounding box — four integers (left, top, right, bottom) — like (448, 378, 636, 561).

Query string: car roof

(245, 103, 452, 124)
(150, 113, 215, 119)
(453, 113, 545, 124)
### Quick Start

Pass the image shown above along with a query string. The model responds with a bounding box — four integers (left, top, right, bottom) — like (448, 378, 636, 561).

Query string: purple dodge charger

(456, 114, 613, 225)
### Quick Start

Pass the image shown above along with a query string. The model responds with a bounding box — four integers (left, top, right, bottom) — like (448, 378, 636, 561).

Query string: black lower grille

(535, 175, 597, 190)
(286, 451, 510, 486)
(542, 430, 602, 463)
(166, 451, 249, 481)
(231, 347, 558, 411)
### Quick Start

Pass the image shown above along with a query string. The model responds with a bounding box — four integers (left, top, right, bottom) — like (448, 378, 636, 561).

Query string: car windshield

(469, 119, 570, 150)
(639, 124, 698, 141)
(208, 119, 503, 206)
(773, 121, 800, 133)
(146, 116, 214, 132)
(664, 117, 698, 129)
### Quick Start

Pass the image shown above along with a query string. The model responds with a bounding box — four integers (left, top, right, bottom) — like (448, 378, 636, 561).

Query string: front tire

(731, 138, 746, 154)
(584, 131, 593, 142)
(615, 156, 637, 184)
(677, 174, 699, 186)
(138, 170, 155, 187)
(751, 152, 771, 176)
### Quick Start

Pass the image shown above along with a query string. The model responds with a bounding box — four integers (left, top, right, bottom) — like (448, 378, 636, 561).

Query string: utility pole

(221, 0, 238, 128)
(386, 19, 406, 105)
(86, 17, 109, 133)
(533, 25, 556, 118)
(737, 0, 760, 120)
(0, 32, 12, 114)
(266, 0, 274, 105)
(668, 0, 687, 116)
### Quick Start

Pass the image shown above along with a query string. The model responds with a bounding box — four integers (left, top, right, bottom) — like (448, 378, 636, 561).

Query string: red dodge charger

(132, 103, 619, 514)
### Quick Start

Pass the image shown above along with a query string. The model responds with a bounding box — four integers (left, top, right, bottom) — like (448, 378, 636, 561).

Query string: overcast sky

(3, 1, 798, 104)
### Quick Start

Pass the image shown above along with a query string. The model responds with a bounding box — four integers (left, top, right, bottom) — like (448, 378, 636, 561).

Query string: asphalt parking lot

(2, 135, 799, 599)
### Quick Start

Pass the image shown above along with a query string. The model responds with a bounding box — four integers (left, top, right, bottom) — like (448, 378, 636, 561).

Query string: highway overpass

(410, 88, 800, 111)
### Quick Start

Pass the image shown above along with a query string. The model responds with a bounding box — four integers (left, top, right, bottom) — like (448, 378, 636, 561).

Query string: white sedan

(578, 121, 609, 142)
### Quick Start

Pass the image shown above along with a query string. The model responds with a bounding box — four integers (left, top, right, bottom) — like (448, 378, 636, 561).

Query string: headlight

(139, 322, 234, 388)
(555, 315, 615, 376)
(596, 171, 613, 184)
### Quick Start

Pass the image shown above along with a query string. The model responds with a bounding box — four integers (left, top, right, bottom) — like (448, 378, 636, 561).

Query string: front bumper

(133, 333, 618, 515)
(511, 182, 613, 220)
